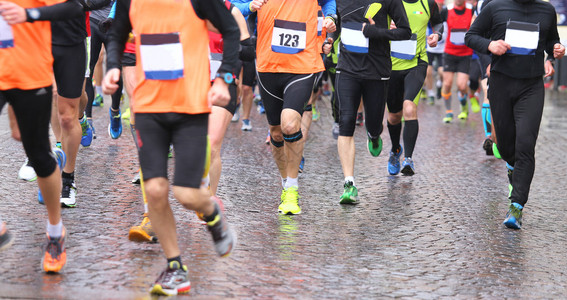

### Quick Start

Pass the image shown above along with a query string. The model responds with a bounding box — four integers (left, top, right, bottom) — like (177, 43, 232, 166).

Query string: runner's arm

(192, 0, 240, 74)
(232, 0, 253, 18)
(464, 4, 493, 54)
(428, 0, 443, 40)
(362, 0, 411, 41)
(318, 0, 336, 17)
(25, 0, 83, 22)
(106, 0, 132, 70)
(78, 0, 111, 11)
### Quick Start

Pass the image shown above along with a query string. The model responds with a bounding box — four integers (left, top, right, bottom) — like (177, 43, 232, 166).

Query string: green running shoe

(278, 187, 301, 215)
(367, 134, 383, 157)
(443, 112, 454, 123)
(340, 181, 358, 205)
(492, 143, 501, 159)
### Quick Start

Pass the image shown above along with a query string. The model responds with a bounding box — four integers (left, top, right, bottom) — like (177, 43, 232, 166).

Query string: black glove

(239, 38, 256, 62)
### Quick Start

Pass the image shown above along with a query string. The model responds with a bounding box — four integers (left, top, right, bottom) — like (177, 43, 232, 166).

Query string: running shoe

(388, 146, 403, 175)
(132, 170, 141, 184)
(483, 138, 494, 156)
(356, 112, 364, 126)
(241, 119, 252, 131)
(298, 156, 305, 173)
(503, 202, 523, 229)
(38, 148, 66, 205)
(41, 227, 67, 273)
(278, 186, 301, 215)
(0, 223, 14, 252)
(470, 96, 481, 113)
(458, 105, 468, 120)
(339, 181, 358, 205)
(492, 143, 502, 159)
(265, 131, 270, 145)
(18, 158, 37, 181)
(332, 122, 339, 140)
(121, 107, 131, 120)
(168, 144, 173, 158)
(231, 105, 240, 122)
(92, 94, 103, 107)
(206, 202, 236, 257)
(312, 105, 320, 121)
(443, 112, 454, 123)
(401, 157, 415, 176)
(80, 116, 93, 147)
(88, 119, 96, 139)
(253, 94, 261, 105)
(55, 142, 62, 149)
(128, 213, 158, 243)
(427, 96, 435, 105)
(149, 261, 191, 296)
(108, 108, 122, 139)
(257, 100, 265, 114)
(367, 135, 383, 157)
(60, 177, 77, 208)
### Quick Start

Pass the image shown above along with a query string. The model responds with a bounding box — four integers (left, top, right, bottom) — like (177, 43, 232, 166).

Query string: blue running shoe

(503, 202, 523, 229)
(108, 108, 122, 139)
(88, 119, 96, 139)
(401, 157, 415, 176)
(80, 116, 93, 147)
(298, 156, 305, 173)
(92, 94, 103, 107)
(39, 148, 66, 205)
(388, 146, 403, 175)
(257, 100, 265, 114)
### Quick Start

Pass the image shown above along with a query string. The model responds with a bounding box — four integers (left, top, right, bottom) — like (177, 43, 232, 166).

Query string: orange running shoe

(128, 213, 158, 243)
(42, 227, 67, 273)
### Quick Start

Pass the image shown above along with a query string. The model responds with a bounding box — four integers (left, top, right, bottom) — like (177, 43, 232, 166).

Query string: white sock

(95, 86, 103, 96)
(281, 177, 286, 189)
(427, 89, 435, 97)
(144, 203, 148, 214)
(285, 177, 298, 189)
(47, 219, 63, 238)
(345, 176, 355, 186)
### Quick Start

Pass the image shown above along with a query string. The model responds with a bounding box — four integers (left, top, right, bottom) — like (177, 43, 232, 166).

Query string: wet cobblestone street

(1, 90, 567, 299)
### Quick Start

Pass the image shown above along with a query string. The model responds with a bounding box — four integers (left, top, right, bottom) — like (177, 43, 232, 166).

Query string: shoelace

(46, 238, 62, 259)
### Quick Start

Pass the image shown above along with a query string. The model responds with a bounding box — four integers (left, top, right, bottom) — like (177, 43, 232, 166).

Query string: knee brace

(283, 130, 303, 143)
(304, 104, 312, 112)
(270, 136, 284, 148)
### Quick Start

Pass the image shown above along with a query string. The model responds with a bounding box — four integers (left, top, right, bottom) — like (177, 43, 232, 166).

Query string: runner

(255, 0, 336, 214)
(0, 0, 85, 272)
(386, 0, 443, 176)
(424, 0, 446, 105)
(335, 0, 411, 204)
(439, 0, 474, 122)
(465, 0, 564, 229)
(103, 0, 238, 295)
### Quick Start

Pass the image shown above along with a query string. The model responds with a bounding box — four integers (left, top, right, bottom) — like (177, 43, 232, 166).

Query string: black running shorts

(387, 60, 428, 113)
(52, 42, 87, 99)
(443, 53, 471, 74)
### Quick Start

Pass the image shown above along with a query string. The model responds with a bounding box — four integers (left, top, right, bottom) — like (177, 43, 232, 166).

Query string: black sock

(62, 171, 74, 181)
(387, 121, 402, 152)
(203, 204, 219, 223)
(167, 256, 182, 268)
(403, 120, 419, 158)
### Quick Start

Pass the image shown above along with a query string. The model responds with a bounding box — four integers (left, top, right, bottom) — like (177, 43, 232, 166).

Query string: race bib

(391, 34, 417, 60)
(341, 22, 369, 54)
(0, 17, 14, 49)
(317, 11, 324, 36)
(271, 19, 306, 54)
(450, 29, 466, 46)
(209, 52, 222, 81)
(140, 33, 184, 80)
(505, 21, 539, 55)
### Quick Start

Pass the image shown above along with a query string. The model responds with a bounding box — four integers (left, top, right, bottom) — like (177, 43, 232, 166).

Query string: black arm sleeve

(239, 38, 255, 61)
(78, 0, 112, 11)
(464, 4, 492, 54)
(106, 0, 132, 70)
(545, 6, 561, 60)
(362, 0, 411, 41)
(428, 0, 443, 39)
(192, 0, 240, 74)
(27, 0, 83, 21)
(440, 7, 448, 22)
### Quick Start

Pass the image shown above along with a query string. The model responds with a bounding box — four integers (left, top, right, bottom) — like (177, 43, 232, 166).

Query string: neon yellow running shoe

(121, 108, 131, 120)
(278, 187, 301, 215)
(470, 97, 480, 113)
(458, 105, 468, 119)
(493, 143, 502, 159)
(443, 112, 454, 123)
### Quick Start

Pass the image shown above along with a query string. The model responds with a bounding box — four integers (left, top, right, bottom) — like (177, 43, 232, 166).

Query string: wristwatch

(25, 8, 40, 22)
(216, 72, 234, 84)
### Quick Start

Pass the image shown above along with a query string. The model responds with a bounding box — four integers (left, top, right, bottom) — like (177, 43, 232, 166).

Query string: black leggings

(336, 71, 388, 137)
(488, 72, 544, 207)
(85, 18, 123, 118)
(1, 87, 57, 178)
(327, 70, 339, 123)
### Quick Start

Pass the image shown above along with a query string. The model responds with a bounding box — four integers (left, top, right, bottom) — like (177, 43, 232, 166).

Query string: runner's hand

(323, 18, 336, 33)
(427, 33, 438, 48)
(322, 38, 333, 55)
(389, 20, 396, 29)
(0, 1, 26, 25)
(102, 68, 122, 95)
(362, 17, 375, 30)
(544, 60, 555, 78)
(554, 43, 565, 59)
(250, 0, 266, 12)
(488, 40, 510, 56)
(209, 78, 230, 107)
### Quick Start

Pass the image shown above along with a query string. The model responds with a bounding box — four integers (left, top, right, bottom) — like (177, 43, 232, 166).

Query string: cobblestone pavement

(1, 90, 567, 299)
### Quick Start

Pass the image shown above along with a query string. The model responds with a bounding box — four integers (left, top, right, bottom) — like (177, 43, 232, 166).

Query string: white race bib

(140, 33, 184, 80)
(450, 29, 466, 46)
(209, 52, 223, 81)
(317, 11, 324, 36)
(271, 19, 306, 54)
(0, 17, 14, 49)
(391, 34, 417, 60)
(505, 20, 539, 55)
(341, 22, 369, 54)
